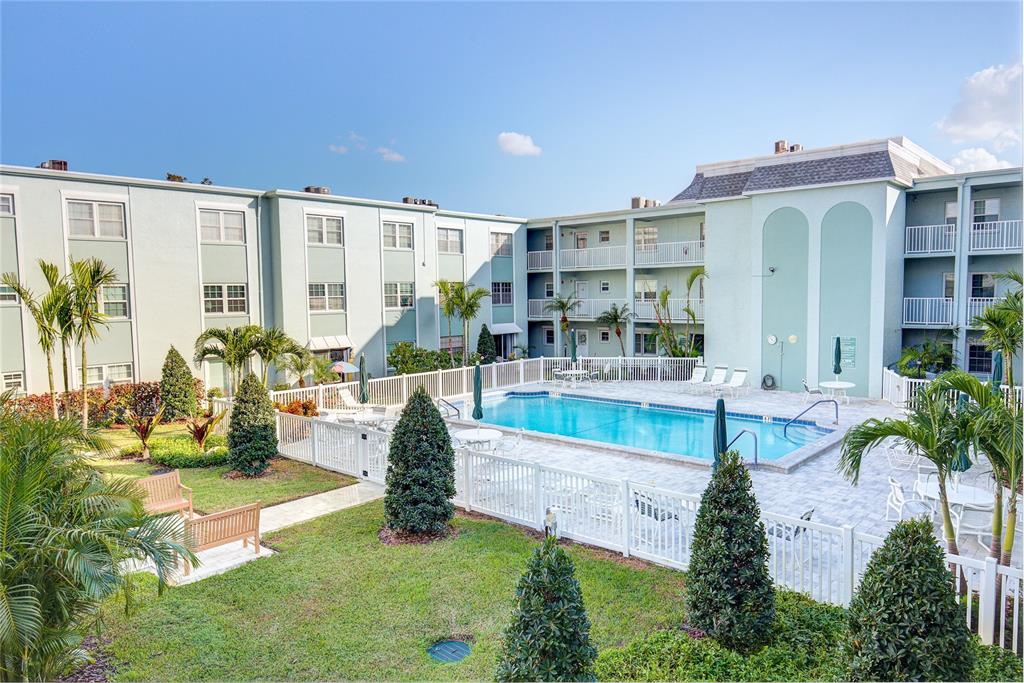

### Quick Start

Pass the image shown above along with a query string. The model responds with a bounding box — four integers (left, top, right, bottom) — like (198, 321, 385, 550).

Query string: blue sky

(2, 2, 1021, 217)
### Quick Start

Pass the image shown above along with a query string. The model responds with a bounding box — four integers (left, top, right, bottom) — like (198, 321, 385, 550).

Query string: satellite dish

(767, 335, 778, 345)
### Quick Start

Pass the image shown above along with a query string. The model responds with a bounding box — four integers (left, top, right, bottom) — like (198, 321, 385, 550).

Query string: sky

(1, 1, 1021, 217)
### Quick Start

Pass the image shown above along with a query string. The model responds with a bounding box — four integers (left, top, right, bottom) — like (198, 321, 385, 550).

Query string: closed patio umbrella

(472, 363, 483, 421)
(569, 329, 578, 365)
(951, 392, 972, 473)
(712, 398, 728, 469)
(832, 337, 843, 380)
(358, 354, 369, 404)
(991, 351, 1004, 396)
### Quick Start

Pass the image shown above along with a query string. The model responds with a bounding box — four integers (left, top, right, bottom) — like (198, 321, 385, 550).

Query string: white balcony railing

(634, 240, 705, 266)
(970, 220, 1023, 251)
(967, 297, 998, 324)
(903, 297, 954, 326)
(559, 245, 627, 270)
(905, 224, 957, 255)
(528, 299, 549, 319)
(632, 298, 704, 322)
(526, 250, 553, 271)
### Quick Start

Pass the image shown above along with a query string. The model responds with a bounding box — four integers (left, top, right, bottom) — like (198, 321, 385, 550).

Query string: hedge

(150, 435, 229, 468)
(11, 379, 205, 424)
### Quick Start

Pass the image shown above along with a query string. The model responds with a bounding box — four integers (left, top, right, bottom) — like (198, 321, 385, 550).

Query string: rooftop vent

(402, 196, 438, 208)
(773, 140, 788, 155)
(304, 185, 331, 195)
(631, 196, 662, 209)
(39, 159, 68, 171)
(789, 143, 803, 153)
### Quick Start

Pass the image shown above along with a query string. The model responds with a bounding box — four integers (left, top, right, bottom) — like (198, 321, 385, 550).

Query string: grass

(96, 422, 191, 453)
(101, 501, 688, 681)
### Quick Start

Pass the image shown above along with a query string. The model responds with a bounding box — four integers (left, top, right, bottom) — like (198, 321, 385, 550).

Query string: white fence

(971, 220, 1023, 252)
(526, 250, 553, 271)
(905, 223, 957, 254)
(880, 367, 1022, 409)
(967, 297, 997, 323)
(270, 410, 1022, 651)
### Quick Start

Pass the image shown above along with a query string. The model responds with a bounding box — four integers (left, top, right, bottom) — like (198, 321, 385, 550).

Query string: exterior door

(575, 281, 589, 299)
(575, 232, 589, 249)
(576, 330, 589, 356)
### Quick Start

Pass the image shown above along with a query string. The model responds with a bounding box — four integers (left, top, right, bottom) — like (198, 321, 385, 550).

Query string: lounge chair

(340, 389, 384, 412)
(682, 365, 707, 392)
(495, 428, 525, 454)
(721, 368, 749, 397)
(801, 379, 822, 404)
(887, 477, 933, 521)
(703, 365, 728, 394)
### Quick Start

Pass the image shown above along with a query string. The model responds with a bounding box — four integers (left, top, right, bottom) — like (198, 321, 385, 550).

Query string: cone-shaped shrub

(847, 518, 973, 681)
(686, 450, 774, 650)
(160, 346, 198, 420)
(383, 386, 456, 533)
(477, 324, 497, 364)
(227, 374, 277, 476)
(496, 535, 597, 682)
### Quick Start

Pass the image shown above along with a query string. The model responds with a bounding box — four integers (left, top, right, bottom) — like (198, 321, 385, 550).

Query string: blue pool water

(477, 392, 830, 462)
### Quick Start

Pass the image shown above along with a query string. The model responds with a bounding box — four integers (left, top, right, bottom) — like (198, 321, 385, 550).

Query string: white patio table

(453, 427, 503, 449)
(918, 480, 994, 511)
(559, 369, 591, 389)
(819, 380, 855, 404)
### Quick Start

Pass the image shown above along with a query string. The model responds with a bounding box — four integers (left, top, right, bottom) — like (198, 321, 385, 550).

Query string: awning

(306, 335, 353, 351)
(488, 323, 523, 335)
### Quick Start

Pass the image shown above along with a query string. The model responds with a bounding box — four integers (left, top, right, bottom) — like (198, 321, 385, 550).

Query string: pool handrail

(783, 399, 839, 439)
(726, 428, 759, 468)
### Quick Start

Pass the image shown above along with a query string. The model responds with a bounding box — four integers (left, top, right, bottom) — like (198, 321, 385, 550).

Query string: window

(544, 327, 555, 345)
(968, 344, 993, 374)
(0, 194, 13, 215)
(491, 232, 513, 256)
(67, 200, 125, 238)
(203, 284, 247, 314)
(0, 285, 16, 303)
(491, 281, 513, 305)
(383, 221, 413, 249)
(943, 273, 955, 298)
(973, 198, 1000, 224)
(544, 281, 555, 298)
(544, 233, 554, 250)
(574, 232, 588, 249)
(600, 281, 610, 293)
(944, 201, 958, 225)
(437, 228, 463, 254)
(200, 209, 245, 243)
(306, 215, 344, 245)
(440, 335, 464, 354)
(599, 329, 610, 343)
(86, 363, 133, 386)
(634, 330, 658, 355)
(599, 230, 610, 243)
(384, 282, 414, 308)
(635, 278, 657, 301)
(699, 221, 705, 241)
(971, 273, 996, 298)
(2, 372, 24, 392)
(100, 284, 129, 318)
(308, 283, 346, 311)
(636, 225, 658, 250)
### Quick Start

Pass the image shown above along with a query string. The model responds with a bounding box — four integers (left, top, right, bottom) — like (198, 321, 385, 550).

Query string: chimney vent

(304, 185, 331, 195)
(402, 196, 438, 208)
(40, 159, 68, 171)
(789, 143, 803, 153)
(773, 140, 788, 155)
(631, 196, 661, 209)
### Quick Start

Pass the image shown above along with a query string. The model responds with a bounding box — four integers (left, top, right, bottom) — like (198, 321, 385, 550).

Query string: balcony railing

(903, 297, 954, 326)
(526, 250, 553, 271)
(528, 298, 627, 320)
(970, 220, 1023, 252)
(559, 245, 627, 270)
(967, 297, 998, 325)
(633, 298, 704, 322)
(905, 224, 957, 255)
(528, 299, 550, 319)
(634, 240, 705, 266)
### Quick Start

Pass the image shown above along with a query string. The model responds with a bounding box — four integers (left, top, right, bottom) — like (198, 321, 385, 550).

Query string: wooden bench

(137, 470, 193, 518)
(183, 502, 261, 575)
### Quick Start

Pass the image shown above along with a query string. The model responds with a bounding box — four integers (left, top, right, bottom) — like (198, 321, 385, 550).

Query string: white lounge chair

(682, 365, 707, 392)
(703, 365, 728, 394)
(801, 379, 822, 404)
(340, 389, 384, 412)
(886, 477, 933, 521)
(495, 428, 525, 454)
(721, 368, 749, 397)
(883, 439, 919, 471)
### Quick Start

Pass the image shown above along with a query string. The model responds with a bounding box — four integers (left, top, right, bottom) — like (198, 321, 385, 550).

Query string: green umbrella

(712, 398, 728, 469)
(472, 363, 483, 421)
(358, 354, 369, 404)
(832, 337, 843, 378)
(991, 351, 1004, 396)
(569, 329, 578, 365)
(951, 392, 972, 473)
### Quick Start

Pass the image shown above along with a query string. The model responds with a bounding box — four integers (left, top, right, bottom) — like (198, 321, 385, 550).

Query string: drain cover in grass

(428, 640, 471, 663)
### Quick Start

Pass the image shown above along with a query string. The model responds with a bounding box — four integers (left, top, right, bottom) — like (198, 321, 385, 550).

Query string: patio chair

(494, 428, 525, 454)
(768, 508, 814, 542)
(721, 367, 749, 397)
(589, 362, 611, 383)
(339, 389, 385, 413)
(952, 506, 991, 551)
(682, 365, 707, 392)
(887, 477, 933, 522)
(801, 379, 823, 404)
(703, 365, 728, 394)
(883, 440, 919, 471)
(551, 368, 565, 387)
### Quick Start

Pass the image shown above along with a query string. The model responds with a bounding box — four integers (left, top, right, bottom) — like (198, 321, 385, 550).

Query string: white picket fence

(880, 367, 1022, 409)
(270, 410, 1022, 651)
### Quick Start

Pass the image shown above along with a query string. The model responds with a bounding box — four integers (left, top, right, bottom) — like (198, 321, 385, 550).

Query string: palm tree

(40, 260, 75, 397)
(252, 327, 302, 387)
(2, 270, 60, 417)
(0, 408, 195, 680)
(193, 325, 261, 394)
(435, 279, 459, 362)
(973, 269, 1022, 388)
(544, 292, 579, 334)
(280, 348, 314, 387)
(681, 266, 706, 356)
(652, 286, 683, 357)
(897, 336, 955, 379)
(451, 282, 490, 365)
(840, 381, 965, 555)
(68, 258, 118, 429)
(311, 355, 340, 385)
(595, 302, 632, 356)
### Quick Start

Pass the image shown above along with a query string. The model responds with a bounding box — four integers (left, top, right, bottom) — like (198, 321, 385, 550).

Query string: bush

(496, 535, 597, 682)
(227, 374, 278, 476)
(273, 399, 319, 416)
(971, 639, 1023, 681)
(151, 436, 230, 468)
(686, 450, 774, 651)
(160, 346, 199, 420)
(477, 324, 497, 364)
(847, 518, 973, 681)
(11, 379, 204, 424)
(383, 386, 455, 534)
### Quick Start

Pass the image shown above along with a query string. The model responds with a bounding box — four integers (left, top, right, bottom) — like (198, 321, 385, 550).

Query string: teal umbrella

(569, 329, 578, 365)
(358, 354, 369, 404)
(832, 337, 843, 378)
(712, 398, 728, 469)
(952, 392, 972, 473)
(991, 351, 1004, 396)
(472, 363, 483, 421)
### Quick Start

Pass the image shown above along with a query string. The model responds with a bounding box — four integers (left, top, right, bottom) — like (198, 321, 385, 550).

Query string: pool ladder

(782, 399, 839, 439)
(726, 429, 759, 469)
(436, 397, 460, 419)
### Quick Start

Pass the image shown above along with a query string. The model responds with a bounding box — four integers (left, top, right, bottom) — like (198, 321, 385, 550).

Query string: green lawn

(101, 501, 688, 681)
(96, 423, 191, 454)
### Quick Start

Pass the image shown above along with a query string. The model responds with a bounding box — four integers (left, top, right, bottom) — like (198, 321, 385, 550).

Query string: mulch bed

(379, 525, 459, 545)
(59, 636, 115, 682)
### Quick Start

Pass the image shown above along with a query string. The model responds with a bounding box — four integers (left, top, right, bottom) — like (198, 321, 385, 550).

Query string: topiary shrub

(383, 386, 455, 534)
(496, 535, 597, 682)
(846, 518, 973, 681)
(227, 374, 277, 476)
(160, 346, 198, 420)
(477, 324, 497, 364)
(686, 450, 774, 651)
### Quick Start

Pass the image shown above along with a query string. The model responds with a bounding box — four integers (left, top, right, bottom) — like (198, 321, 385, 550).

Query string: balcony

(967, 297, 998, 325)
(633, 298, 704, 322)
(970, 220, 1022, 252)
(526, 250, 553, 271)
(559, 245, 627, 270)
(903, 297, 954, 326)
(527, 298, 626, 320)
(905, 224, 957, 255)
(634, 240, 705, 267)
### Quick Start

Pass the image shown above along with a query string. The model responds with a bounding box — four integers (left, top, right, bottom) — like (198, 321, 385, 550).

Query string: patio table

(819, 380, 855, 404)
(559, 369, 591, 389)
(918, 480, 994, 511)
(453, 427, 503, 449)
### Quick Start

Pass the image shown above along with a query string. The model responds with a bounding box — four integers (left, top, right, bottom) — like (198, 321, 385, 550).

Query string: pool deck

(466, 381, 1018, 562)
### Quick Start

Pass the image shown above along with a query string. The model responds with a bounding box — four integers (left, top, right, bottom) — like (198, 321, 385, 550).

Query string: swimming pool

(474, 392, 832, 463)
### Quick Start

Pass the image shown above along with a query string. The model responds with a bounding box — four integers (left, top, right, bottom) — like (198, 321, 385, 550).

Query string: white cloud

(349, 132, 368, 150)
(327, 144, 348, 154)
(497, 131, 542, 156)
(937, 63, 1022, 151)
(375, 147, 406, 163)
(949, 147, 1014, 172)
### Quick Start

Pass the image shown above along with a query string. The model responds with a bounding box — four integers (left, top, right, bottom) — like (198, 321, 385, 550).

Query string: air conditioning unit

(304, 185, 331, 194)
(40, 159, 69, 171)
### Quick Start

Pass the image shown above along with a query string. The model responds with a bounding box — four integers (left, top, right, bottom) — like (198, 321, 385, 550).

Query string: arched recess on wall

(761, 207, 809, 392)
